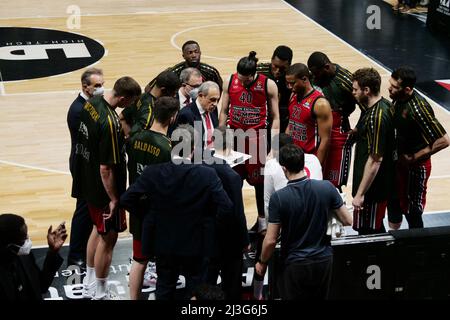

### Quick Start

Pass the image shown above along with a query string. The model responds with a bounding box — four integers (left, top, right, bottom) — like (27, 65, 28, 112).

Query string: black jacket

(0, 249, 63, 301)
(120, 161, 233, 258)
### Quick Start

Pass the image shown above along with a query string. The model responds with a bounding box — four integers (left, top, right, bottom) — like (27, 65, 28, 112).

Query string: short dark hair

(271, 133, 293, 152)
(182, 40, 200, 52)
(0, 213, 26, 248)
(153, 96, 180, 125)
(273, 45, 293, 64)
(391, 66, 416, 90)
(352, 68, 381, 95)
(286, 63, 311, 80)
(192, 283, 225, 300)
(113, 76, 142, 98)
(237, 51, 258, 76)
(307, 51, 331, 69)
(279, 144, 305, 173)
(81, 67, 103, 85)
(155, 70, 181, 96)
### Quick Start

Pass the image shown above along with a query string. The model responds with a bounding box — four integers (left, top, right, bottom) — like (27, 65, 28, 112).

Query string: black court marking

(285, 0, 450, 111)
(0, 27, 105, 81)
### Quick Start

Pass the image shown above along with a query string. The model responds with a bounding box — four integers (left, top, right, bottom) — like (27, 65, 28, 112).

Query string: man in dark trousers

(0, 213, 67, 300)
(204, 126, 249, 299)
(120, 124, 233, 300)
(66, 67, 104, 269)
(177, 81, 220, 150)
(255, 144, 352, 299)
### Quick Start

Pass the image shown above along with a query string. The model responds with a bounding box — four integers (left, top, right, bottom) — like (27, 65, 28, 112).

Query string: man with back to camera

(255, 144, 352, 299)
(72, 76, 142, 300)
(67, 67, 104, 269)
(126, 96, 180, 300)
(120, 69, 180, 138)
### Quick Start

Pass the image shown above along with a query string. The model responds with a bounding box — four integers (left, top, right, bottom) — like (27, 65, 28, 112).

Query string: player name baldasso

(133, 140, 161, 156)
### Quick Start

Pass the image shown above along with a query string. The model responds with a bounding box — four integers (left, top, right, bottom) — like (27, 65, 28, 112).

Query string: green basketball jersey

(352, 97, 395, 201)
(72, 96, 126, 207)
(121, 92, 156, 137)
(394, 91, 447, 155)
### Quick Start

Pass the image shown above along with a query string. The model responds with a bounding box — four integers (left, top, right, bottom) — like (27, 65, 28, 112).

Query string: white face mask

(93, 86, 104, 96)
(188, 88, 199, 100)
(15, 238, 33, 256)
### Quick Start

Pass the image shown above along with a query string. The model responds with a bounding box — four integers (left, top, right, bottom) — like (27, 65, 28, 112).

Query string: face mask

(16, 238, 32, 256)
(188, 88, 199, 100)
(93, 86, 104, 96)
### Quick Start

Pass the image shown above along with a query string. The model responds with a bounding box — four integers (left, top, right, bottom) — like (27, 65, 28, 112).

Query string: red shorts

(387, 158, 431, 223)
(132, 239, 149, 263)
(232, 129, 266, 186)
(353, 199, 387, 232)
(87, 203, 127, 235)
(322, 128, 352, 188)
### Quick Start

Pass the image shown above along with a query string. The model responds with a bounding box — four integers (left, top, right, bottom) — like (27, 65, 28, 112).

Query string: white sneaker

(82, 281, 96, 299)
(92, 290, 122, 300)
(142, 269, 157, 287)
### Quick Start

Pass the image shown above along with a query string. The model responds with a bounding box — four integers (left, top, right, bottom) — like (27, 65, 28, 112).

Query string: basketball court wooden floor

(1, 0, 449, 245)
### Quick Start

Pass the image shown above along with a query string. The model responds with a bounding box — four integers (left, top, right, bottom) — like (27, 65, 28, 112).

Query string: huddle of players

(72, 40, 449, 299)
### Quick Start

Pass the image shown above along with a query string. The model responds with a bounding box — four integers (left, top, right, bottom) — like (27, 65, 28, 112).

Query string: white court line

(0, 160, 70, 175)
(0, 7, 287, 20)
(0, 70, 5, 95)
(1, 90, 78, 96)
(282, 0, 450, 115)
(170, 23, 249, 61)
(424, 210, 450, 215)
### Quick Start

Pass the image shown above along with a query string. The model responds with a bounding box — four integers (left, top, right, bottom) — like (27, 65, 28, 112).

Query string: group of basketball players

(68, 40, 449, 300)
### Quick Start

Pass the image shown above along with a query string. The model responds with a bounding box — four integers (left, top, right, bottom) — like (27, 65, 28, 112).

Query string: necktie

(184, 97, 190, 106)
(204, 112, 213, 148)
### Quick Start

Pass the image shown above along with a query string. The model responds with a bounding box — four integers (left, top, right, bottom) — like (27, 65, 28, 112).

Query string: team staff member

(121, 124, 233, 300)
(67, 67, 104, 268)
(72, 76, 141, 300)
(127, 97, 180, 299)
(351, 68, 395, 235)
(387, 66, 449, 229)
(285, 63, 332, 166)
(256, 144, 352, 299)
(308, 52, 356, 190)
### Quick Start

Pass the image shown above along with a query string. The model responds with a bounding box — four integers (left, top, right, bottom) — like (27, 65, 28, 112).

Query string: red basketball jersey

(227, 73, 269, 130)
(288, 89, 324, 154)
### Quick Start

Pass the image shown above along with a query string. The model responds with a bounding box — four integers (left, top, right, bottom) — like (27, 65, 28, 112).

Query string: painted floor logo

(0, 27, 105, 81)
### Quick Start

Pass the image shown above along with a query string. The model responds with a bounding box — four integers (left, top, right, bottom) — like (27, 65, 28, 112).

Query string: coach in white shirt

(264, 133, 322, 221)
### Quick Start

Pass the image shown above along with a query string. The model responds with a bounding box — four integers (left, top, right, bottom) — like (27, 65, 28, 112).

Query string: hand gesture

(47, 222, 67, 252)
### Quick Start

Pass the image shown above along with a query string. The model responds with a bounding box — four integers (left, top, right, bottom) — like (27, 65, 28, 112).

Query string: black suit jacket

(0, 250, 63, 301)
(206, 157, 249, 258)
(120, 161, 233, 258)
(176, 101, 218, 148)
(67, 94, 87, 174)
